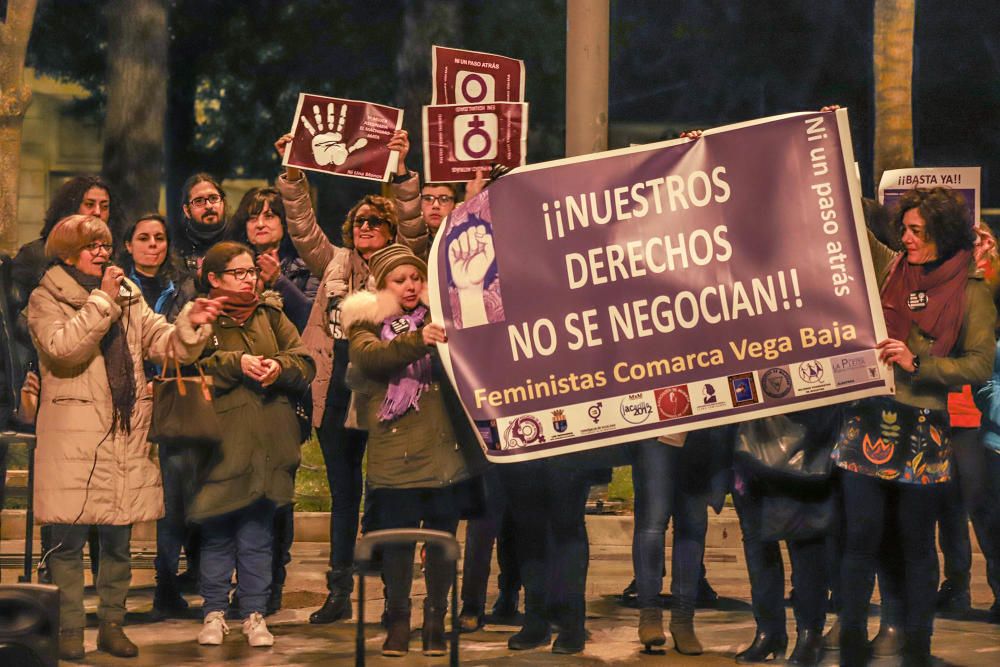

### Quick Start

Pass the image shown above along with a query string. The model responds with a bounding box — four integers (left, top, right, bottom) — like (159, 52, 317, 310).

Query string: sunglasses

(353, 215, 389, 229)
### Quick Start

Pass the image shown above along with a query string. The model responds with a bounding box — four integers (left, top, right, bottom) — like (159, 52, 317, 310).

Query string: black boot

(490, 587, 520, 621)
(382, 604, 411, 657)
(508, 612, 551, 650)
(788, 628, 824, 666)
(901, 633, 932, 667)
(870, 622, 903, 657)
(309, 566, 353, 624)
(152, 576, 189, 619)
(839, 626, 869, 667)
(422, 600, 448, 656)
(736, 628, 788, 663)
(552, 597, 586, 654)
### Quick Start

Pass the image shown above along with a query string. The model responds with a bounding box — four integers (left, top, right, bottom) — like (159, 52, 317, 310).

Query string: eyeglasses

(353, 215, 388, 229)
(421, 194, 455, 205)
(188, 194, 223, 207)
(82, 242, 113, 255)
(219, 267, 260, 280)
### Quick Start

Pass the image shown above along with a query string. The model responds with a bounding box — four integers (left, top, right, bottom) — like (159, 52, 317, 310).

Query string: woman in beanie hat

(340, 245, 484, 657)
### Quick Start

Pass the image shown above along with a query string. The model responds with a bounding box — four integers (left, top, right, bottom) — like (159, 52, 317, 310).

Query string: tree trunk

(0, 0, 38, 253)
(873, 0, 915, 190)
(101, 0, 167, 238)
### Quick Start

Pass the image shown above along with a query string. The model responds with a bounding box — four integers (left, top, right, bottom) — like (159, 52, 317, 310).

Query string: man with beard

(174, 173, 230, 273)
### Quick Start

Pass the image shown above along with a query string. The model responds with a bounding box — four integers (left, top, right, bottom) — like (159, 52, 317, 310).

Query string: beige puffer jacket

(28, 265, 210, 525)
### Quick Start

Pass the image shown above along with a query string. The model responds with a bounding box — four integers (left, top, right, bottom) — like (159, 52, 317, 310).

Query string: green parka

(341, 289, 484, 489)
(189, 301, 315, 521)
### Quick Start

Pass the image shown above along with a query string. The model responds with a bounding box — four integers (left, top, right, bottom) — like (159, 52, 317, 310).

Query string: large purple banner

(429, 110, 893, 463)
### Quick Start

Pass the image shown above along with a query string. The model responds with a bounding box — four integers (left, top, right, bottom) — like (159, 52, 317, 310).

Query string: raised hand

(448, 225, 495, 290)
(300, 102, 368, 166)
(188, 296, 225, 326)
(387, 129, 410, 176)
(257, 249, 281, 287)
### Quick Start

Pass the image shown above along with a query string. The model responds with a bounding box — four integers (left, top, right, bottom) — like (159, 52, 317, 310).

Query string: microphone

(104, 263, 133, 296)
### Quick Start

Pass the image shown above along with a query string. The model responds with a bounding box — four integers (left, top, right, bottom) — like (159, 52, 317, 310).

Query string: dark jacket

(189, 301, 315, 521)
(341, 289, 484, 490)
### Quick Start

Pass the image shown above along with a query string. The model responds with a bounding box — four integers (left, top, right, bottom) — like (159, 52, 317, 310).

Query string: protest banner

(422, 101, 528, 183)
(428, 109, 894, 463)
(879, 166, 981, 223)
(283, 93, 403, 182)
(431, 45, 526, 104)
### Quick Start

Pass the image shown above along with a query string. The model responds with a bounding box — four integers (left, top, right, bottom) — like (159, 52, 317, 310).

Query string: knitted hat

(368, 244, 427, 288)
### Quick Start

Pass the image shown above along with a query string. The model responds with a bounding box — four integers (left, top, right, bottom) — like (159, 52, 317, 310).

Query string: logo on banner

(620, 393, 655, 424)
(503, 416, 545, 448)
(701, 383, 719, 405)
(728, 373, 759, 407)
(587, 402, 603, 423)
(551, 410, 568, 433)
(655, 386, 693, 420)
(761, 367, 792, 399)
(455, 71, 496, 104)
(798, 360, 824, 384)
(454, 113, 498, 160)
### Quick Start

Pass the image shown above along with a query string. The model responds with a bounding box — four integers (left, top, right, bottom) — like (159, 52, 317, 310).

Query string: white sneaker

(243, 612, 274, 647)
(198, 611, 230, 645)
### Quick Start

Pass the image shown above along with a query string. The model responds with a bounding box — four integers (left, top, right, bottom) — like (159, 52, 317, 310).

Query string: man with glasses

(387, 131, 465, 260)
(174, 173, 229, 273)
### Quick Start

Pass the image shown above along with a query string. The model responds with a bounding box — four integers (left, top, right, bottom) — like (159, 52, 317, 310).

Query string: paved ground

(1, 515, 998, 666)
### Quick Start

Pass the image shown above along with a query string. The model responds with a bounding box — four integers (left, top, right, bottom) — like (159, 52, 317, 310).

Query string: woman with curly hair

(834, 188, 996, 667)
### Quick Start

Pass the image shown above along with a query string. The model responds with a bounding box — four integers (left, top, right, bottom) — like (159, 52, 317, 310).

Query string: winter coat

(277, 172, 371, 426)
(867, 229, 996, 410)
(271, 252, 319, 333)
(341, 289, 484, 489)
(974, 338, 1000, 456)
(391, 171, 431, 260)
(188, 300, 315, 522)
(28, 265, 211, 525)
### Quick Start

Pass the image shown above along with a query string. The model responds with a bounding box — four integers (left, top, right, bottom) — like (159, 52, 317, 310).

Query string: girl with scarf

(833, 188, 996, 667)
(28, 214, 222, 660)
(340, 245, 483, 658)
(190, 242, 315, 648)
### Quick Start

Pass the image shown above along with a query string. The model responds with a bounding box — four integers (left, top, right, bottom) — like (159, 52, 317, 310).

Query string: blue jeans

(460, 467, 521, 612)
(500, 461, 591, 635)
(318, 402, 367, 570)
(973, 448, 1000, 602)
(155, 446, 197, 583)
(199, 498, 276, 618)
(629, 439, 708, 610)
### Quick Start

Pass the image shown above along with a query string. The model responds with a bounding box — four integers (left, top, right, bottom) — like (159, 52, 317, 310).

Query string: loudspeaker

(0, 584, 59, 667)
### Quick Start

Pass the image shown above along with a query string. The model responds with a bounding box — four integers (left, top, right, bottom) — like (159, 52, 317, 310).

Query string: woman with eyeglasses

(27, 214, 222, 660)
(189, 241, 315, 648)
(230, 187, 319, 615)
(272, 133, 401, 624)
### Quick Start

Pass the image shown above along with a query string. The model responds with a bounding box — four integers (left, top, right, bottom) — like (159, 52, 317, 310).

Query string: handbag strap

(158, 342, 212, 401)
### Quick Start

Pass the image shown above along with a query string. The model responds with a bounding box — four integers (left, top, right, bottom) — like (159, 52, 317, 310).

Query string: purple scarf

(378, 305, 432, 422)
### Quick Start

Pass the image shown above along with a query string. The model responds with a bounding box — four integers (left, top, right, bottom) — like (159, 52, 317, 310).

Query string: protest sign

(422, 102, 528, 183)
(429, 109, 894, 463)
(879, 167, 981, 223)
(431, 45, 526, 104)
(283, 93, 403, 182)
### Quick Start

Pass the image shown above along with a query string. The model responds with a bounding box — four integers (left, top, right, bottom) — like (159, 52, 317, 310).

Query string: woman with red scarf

(340, 245, 484, 658)
(189, 242, 315, 648)
(833, 188, 995, 667)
